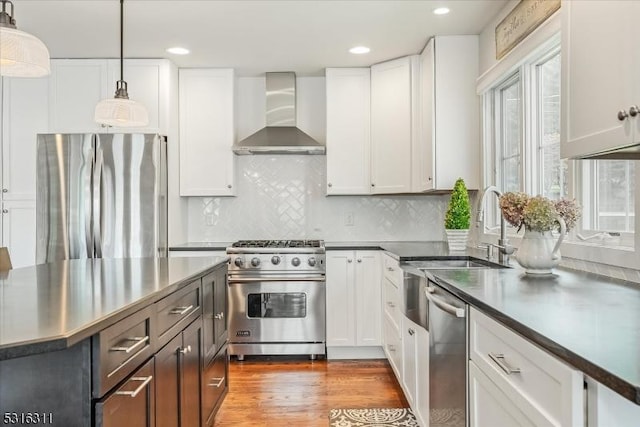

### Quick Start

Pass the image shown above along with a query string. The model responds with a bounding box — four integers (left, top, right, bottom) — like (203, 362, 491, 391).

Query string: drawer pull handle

(110, 336, 149, 354)
(115, 376, 153, 398)
(488, 353, 521, 375)
(179, 345, 192, 354)
(408, 328, 415, 336)
(214, 312, 224, 320)
(169, 305, 194, 315)
(208, 377, 225, 388)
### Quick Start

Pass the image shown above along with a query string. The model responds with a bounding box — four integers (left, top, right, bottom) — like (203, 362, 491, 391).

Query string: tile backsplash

(187, 155, 449, 241)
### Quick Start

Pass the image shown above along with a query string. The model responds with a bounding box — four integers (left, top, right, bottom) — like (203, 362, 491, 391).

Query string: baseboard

(326, 346, 385, 360)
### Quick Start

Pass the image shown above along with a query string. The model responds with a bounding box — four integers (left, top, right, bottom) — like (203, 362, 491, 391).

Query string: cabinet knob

(629, 105, 639, 117)
(2, 188, 7, 193)
(357, 259, 362, 263)
(180, 345, 192, 354)
(227, 184, 232, 189)
(428, 177, 432, 181)
(347, 259, 353, 263)
(371, 183, 375, 187)
(328, 183, 332, 187)
(408, 328, 415, 336)
(2, 209, 7, 214)
(214, 312, 224, 320)
(618, 109, 629, 121)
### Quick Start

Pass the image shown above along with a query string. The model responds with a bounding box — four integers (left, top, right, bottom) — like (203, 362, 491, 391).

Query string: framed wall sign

(496, 0, 561, 60)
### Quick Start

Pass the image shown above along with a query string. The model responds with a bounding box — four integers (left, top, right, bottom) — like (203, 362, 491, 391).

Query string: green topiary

(444, 178, 471, 229)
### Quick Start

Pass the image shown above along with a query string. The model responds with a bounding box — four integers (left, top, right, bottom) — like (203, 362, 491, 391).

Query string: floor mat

(329, 408, 419, 427)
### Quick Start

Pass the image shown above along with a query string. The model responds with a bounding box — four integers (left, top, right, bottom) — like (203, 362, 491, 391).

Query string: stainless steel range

(227, 240, 326, 360)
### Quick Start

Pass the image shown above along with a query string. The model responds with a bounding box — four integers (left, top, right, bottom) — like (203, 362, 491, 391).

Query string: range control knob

(234, 257, 244, 267)
(291, 257, 301, 267)
(251, 257, 261, 267)
(308, 257, 317, 267)
(271, 256, 281, 265)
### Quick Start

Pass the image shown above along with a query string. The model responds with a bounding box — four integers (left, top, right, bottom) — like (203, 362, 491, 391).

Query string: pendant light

(94, 0, 148, 127)
(0, 0, 51, 77)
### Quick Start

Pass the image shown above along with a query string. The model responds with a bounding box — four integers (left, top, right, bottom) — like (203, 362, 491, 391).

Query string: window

(483, 46, 565, 230)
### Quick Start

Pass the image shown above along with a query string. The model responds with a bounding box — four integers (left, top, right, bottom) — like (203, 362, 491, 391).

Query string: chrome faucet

(476, 186, 515, 264)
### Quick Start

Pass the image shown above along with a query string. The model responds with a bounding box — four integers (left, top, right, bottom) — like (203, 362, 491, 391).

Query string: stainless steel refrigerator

(36, 133, 167, 263)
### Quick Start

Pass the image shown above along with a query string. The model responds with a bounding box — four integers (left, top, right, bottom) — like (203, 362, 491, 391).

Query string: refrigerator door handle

(84, 164, 93, 257)
(93, 148, 104, 258)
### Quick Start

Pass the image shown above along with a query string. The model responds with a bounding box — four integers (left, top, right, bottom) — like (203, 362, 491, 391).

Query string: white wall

(185, 76, 449, 242)
(479, 0, 520, 75)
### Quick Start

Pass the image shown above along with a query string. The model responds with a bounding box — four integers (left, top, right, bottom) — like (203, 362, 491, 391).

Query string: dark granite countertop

(417, 267, 640, 405)
(169, 242, 233, 251)
(0, 256, 228, 360)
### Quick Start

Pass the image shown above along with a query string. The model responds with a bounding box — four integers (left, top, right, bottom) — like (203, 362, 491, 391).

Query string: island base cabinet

(587, 378, 640, 427)
(469, 361, 536, 427)
(155, 318, 202, 427)
(95, 358, 155, 427)
(202, 345, 229, 426)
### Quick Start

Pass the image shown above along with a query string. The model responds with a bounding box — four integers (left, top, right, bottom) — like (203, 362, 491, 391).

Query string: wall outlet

(345, 212, 355, 226)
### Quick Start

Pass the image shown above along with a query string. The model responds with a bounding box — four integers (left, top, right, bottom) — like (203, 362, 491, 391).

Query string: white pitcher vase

(515, 217, 566, 275)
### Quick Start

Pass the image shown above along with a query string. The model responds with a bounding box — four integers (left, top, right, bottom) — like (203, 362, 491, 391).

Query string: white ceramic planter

(445, 229, 469, 252)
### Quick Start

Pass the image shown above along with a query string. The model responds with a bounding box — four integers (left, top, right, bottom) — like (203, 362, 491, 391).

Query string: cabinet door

(561, 0, 635, 158)
(1, 77, 48, 200)
(587, 378, 640, 427)
(49, 59, 108, 133)
(371, 57, 412, 194)
(354, 251, 381, 345)
(181, 320, 202, 427)
(418, 39, 435, 192)
(202, 271, 216, 361)
(96, 358, 155, 427)
(106, 59, 165, 133)
(469, 361, 536, 427)
(1, 200, 36, 268)
(325, 251, 356, 346)
(213, 267, 228, 349)
(179, 69, 235, 196)
(402, 317, 417, 408)
(202, 346, 228, 427)
(325, 68, 371, 195)
(155, 334, 181, 427)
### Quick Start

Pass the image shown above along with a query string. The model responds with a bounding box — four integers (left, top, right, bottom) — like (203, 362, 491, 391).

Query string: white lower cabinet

(326, 251, 382, 358)
(586, 377, 640, 427)
(1, 200, 36, 268)
(469, 308, 584, 427)
(401, 316, 429, 426)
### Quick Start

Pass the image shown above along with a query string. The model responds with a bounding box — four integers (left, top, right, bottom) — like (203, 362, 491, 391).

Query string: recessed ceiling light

(433, 7, 450, 15)
(166, 47, 190, 55)
(349, 46, 370, 55)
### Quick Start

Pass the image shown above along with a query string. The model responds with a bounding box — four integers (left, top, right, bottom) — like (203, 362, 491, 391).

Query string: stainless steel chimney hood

(233, 72, 325, 155)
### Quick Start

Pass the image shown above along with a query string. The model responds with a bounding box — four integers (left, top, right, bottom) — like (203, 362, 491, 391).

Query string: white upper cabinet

(49, 59, 108, 133)
(49, 59, 171, 134)
(1, 77, 49, 200)
(325, 68, 371, 195)
(422, 36, 480, 190)
(179, 69, 235, 196)
(561, 0, 640, 158)
(370, 56, 415, 194)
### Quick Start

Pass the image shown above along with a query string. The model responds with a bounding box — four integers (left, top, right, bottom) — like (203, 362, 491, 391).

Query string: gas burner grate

(232, 240, 323, 249)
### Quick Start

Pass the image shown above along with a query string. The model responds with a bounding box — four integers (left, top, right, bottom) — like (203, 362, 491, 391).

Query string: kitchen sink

(404, 259, 506, 270)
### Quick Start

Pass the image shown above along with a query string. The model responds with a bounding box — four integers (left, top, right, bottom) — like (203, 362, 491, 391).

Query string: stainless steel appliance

(227, 239, 326, 359)
(35, 133, 167, 263)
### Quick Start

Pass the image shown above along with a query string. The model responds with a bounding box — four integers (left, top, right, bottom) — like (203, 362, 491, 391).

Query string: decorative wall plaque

(496, 0, 561, 60)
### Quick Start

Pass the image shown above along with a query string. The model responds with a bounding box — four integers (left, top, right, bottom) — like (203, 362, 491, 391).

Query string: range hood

(233, 72, 325, 155)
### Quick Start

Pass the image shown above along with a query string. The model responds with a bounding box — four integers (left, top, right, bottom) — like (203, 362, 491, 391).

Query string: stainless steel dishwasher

(425, 277, 467, 427)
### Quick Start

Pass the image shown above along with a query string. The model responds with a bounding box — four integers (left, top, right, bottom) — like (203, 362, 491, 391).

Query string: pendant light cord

(120, 0, 124, 82)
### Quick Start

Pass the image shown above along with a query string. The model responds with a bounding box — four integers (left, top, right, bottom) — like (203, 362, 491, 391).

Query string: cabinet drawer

(383, 276, 401, 333)
(93, 305, 154, 398)
(382, 253, 402, 286)
(156, 280, 201, 347)
(95, 357, 155, 427)
(202, 346, 229, 427)
(470, 308, 583, 427)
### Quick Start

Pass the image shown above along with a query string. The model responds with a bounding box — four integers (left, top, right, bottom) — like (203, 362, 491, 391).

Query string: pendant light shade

(0, 0, 51, 77)
(94, 0, 148, 127)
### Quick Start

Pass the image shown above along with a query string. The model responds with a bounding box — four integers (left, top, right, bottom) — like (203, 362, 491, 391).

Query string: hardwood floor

(214, 357, 408, 427)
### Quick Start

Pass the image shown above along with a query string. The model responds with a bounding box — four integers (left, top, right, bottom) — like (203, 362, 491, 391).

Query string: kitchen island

(0, 256, 229, 427)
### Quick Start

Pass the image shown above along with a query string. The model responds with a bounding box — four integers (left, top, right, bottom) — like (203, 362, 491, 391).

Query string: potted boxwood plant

(444, 178, 471, 251)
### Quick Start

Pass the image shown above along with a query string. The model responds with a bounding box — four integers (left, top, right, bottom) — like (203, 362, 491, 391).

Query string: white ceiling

(14, 0, 508, 76)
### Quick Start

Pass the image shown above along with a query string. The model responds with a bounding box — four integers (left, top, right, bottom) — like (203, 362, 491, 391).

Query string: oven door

(228, 276, 326, 344)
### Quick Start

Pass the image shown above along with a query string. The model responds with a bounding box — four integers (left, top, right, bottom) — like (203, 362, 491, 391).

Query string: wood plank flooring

(213, 357, 408, 427)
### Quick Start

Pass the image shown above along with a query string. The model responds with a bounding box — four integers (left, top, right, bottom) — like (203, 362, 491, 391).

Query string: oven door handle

(228, 276, 325, 283)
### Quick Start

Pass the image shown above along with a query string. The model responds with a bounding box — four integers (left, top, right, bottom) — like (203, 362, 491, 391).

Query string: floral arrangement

(499, 192, 581, 233)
